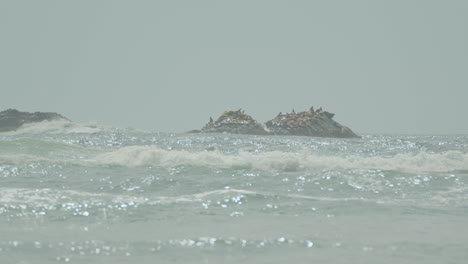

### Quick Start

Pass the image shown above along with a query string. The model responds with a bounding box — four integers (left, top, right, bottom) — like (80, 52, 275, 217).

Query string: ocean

(1, 121, 467, 263)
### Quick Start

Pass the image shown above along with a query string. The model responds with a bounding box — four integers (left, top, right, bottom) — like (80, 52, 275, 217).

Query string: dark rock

(187, 129, 201, 133)
(199, 109, 268, 135)
(0, 109, 69, 132)
(192, 107, 360, 138)
(265, 108, 359, 138)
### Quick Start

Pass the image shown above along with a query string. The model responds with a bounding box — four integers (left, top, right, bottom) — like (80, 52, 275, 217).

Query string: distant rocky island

(0, 107, 359, 138)
(0, 109, 69, 132)
(191, 107, 360, 138)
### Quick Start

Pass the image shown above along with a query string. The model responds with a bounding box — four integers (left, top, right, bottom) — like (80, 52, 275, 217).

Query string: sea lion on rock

(193, 107, 360, 138)
(323, 111, 335, 119)
(264, 107, 359, 138)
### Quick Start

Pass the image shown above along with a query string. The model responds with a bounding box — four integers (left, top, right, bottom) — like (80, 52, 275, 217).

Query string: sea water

(0, 121, 467, 264)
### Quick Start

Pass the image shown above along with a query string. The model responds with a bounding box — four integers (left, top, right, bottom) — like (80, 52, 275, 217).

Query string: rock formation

(0, 109, 69, 132)
(198, 109, 268, 135)
(265, 107, 359, 138)
(194, 107, 360, 138)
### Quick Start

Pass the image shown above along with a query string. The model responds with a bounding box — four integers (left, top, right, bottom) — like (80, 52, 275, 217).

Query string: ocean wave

(0, 138, 95, 164)
(93, 146, 468, 172)
(0, 187, 380, 209)
(0, 188, 171, 207)
(1, 120, 105, 135)
(2, 188, 462, 213)
(0, 188, 245, 208)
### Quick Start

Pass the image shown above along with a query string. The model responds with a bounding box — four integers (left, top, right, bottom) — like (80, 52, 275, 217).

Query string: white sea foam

(186, 189, 376, 203)
(93, 146, 468, 172)
(1, 120, 104, 135)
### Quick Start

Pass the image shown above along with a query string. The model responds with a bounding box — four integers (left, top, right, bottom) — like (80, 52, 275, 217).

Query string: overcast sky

(1, 1, 467, 134)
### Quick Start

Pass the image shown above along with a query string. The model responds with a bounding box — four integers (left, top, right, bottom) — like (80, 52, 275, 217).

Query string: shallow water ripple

(0, 127, 467, 263)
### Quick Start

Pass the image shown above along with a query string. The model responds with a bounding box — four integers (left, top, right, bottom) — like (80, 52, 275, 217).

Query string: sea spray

(93, 145, 468, 172)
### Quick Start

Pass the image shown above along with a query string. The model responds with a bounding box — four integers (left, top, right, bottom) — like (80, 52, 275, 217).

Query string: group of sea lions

(193, 107, 360, 138)
(0, 108, 359, 138)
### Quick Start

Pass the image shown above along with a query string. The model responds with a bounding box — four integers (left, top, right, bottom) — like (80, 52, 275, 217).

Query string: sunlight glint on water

(0, 122, 467, 263)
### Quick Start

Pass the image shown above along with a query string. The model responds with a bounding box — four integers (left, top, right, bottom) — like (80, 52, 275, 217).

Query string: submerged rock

(198, 109, 268, 135)
(265, 107, 359, 138)
(0, 109, 69, 132)
(194, 107, 360, 138)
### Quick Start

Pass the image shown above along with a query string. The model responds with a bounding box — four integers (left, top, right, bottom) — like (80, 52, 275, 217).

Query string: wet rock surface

(265, 108, 359, 138)
(199, 109, 268, 135)
(0, 109, 69, 132)
(194, 107, 360, 138)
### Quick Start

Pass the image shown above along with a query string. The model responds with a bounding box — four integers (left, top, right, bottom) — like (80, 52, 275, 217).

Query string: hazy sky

(1, 1, 467, 134)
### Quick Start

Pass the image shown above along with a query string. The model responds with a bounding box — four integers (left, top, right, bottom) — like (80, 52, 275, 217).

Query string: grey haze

(1, 0, 467, 134)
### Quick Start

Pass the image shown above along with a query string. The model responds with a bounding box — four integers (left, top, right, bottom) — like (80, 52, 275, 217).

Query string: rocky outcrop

(194, 107, 360, 138)
(198, 109, 268, 135)
(0, 109, 69, 132)
(265, 108, 359, 138)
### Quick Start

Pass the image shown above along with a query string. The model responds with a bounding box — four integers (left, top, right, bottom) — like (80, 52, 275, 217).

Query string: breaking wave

(1, 120, 105, 135)
(93, 146, 468, 172)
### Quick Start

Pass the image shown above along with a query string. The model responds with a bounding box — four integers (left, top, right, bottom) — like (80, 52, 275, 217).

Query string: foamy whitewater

(1, 121, 467, 263)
